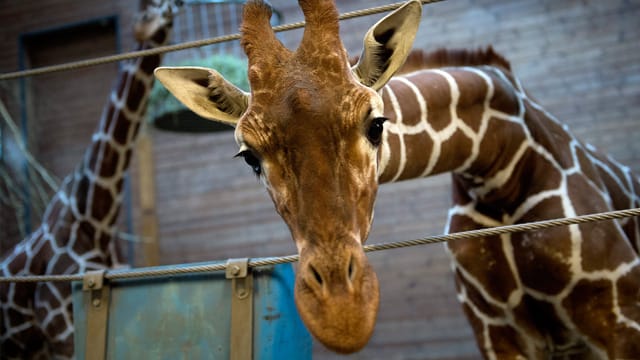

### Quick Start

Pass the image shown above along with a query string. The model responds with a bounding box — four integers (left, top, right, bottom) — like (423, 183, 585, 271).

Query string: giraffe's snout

(294, 241, 380, 354)
(299, 250, 358, 298)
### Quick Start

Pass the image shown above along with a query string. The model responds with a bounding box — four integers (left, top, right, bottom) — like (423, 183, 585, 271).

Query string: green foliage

(147, 54, 249, 121)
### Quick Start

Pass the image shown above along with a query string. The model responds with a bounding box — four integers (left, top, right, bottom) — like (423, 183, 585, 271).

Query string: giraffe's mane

(395, 46, 512, 75)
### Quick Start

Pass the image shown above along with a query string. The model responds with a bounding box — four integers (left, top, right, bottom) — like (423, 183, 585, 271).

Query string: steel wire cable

(1, 207, 639, 283)
(0, 0, 444, 81)
(2, 0, 638, 284)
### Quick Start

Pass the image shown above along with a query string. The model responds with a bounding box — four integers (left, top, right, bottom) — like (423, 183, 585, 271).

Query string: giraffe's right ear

(154, 66, 249, 127)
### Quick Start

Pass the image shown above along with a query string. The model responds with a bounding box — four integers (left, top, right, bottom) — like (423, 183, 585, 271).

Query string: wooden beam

(135, 128, 160, 266)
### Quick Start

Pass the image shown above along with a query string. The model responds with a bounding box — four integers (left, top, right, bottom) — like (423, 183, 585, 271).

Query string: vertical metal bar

(173, 10, 182, 45)
(83, 270, 110, 360)
(185, 5, 196, 44)
(199, 4, 213, 58)
(214, 4, 225, 54)
(136, 130, 159, 267)
(226, 258, 253, 360)
(229, 3, 239, 57)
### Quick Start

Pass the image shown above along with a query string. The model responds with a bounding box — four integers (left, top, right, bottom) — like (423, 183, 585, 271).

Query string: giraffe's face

(236, 66, 385, 352)
(133, 0, 181, 42)
(235, 67, 387, 248)
(155, 0, 422, 353)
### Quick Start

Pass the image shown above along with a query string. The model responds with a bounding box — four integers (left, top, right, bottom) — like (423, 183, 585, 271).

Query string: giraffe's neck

(31, 26, 170, 267)
(375, 56, 640, 358)
(378, 65, 640, 224)
(0, 18, 173, 360)
(379, 65, 522, 181)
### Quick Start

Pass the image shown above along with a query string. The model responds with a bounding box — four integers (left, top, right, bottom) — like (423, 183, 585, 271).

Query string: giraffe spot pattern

(378, 54, 640, 358)
(0, 2, 178, 357)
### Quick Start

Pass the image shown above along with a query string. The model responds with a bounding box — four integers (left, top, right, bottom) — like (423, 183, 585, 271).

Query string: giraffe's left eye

(235, 150, 262, 176)
(366, 117, 387, 147)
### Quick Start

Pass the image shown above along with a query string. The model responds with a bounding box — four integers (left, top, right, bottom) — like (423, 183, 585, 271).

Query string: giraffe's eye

(235, 150, 262, 176)
(366, 117, 387, 147)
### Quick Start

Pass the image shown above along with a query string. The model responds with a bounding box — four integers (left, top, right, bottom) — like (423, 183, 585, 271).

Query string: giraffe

(155, 0, 640, 357)
(0, 1, 179, 358)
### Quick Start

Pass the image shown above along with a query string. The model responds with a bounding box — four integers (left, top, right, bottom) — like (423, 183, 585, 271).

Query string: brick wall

(1, 1, 639, 359)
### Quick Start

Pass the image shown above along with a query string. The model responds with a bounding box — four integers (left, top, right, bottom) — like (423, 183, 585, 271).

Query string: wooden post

(135, 128, 160, 266)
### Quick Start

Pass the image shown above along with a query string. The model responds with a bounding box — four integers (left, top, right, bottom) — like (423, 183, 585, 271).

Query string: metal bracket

(82, 269, 110, 360)
(226, 258, 253, 360)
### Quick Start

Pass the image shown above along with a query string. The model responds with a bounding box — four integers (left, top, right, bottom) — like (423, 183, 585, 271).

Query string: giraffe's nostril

(310, 264, 323, 286)
(295, 247, 380, 354)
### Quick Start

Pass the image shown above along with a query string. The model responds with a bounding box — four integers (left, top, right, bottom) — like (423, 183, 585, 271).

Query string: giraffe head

(155, 0, 421, 353)
(133, 0, 182, 43)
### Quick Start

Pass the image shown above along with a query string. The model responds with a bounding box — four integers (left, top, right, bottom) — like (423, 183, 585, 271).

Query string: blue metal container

(72, 260, 312, 359)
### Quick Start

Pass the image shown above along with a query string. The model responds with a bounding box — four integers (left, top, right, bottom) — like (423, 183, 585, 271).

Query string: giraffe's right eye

(366, 117, 387, 147)
(235, 150, 262, 176)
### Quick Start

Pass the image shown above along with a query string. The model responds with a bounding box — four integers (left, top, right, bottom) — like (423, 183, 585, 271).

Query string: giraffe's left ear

(352, 0, 422, 90)
(154, 66, 249, 126)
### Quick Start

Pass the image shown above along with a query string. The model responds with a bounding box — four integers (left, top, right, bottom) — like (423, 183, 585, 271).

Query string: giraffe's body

(0, 2, 177, 358)
(155, 0, 640, 357)
(378, 49, 640, 359)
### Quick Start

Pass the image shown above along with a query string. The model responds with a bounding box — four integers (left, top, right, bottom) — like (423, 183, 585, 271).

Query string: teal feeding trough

(72, 259, 311, 359)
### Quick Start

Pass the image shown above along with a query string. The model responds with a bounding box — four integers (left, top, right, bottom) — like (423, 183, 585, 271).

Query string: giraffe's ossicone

(156, 0, 640, 358)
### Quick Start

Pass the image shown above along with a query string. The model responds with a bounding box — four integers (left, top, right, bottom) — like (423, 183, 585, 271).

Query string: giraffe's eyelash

(235, 149, 262, 177)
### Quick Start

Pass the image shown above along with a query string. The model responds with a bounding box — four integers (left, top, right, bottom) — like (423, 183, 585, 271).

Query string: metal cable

(0, 0, 443, 81)
(1, 0, 638, 283)
(363, 207, 640, 252)
(2, 207, 639, 283)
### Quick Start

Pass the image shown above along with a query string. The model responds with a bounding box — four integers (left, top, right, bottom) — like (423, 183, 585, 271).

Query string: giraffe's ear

(154, 66, 249, 127)
(352, 0, 422, 90)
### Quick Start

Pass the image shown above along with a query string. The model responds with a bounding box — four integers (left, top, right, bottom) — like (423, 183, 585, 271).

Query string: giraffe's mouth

(293, 242, 380, 353)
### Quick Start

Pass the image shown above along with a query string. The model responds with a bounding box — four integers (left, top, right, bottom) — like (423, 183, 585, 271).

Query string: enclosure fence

(0, 0, 445, 81)
(2, 207, 639, 284)
(1, 0, 639, 285)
